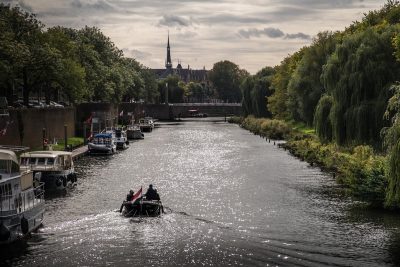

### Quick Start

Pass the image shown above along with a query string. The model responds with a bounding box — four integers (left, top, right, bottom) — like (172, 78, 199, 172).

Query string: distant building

(152, 33, 208, 83)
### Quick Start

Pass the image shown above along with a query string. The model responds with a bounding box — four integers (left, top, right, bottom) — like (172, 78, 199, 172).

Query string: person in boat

(126, 189, 134, 201)
(154, 189, 160, 201)
(145, 184, 159, 201)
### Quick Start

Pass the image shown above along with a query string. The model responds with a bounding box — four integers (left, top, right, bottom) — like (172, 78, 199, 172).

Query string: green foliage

(227, 116, 243, 124)
(322, 26, 400, 146)
(241, 67, 275, 117)
(382, 84, 400, 208)
(287, 32, 338, 125)
(0, 4, 158, 105)
(158, 75, 185, 103)
(314, 95, 333, 143)
(268, 50, 304, 120)
(52, 137, 84, 151)
(209, 60, 248, 102)
(240, 116, 292, 140)
(285, 138, 387, 207)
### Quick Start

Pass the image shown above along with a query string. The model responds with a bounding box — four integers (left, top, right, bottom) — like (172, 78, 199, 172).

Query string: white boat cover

(0, 149, 18, 165)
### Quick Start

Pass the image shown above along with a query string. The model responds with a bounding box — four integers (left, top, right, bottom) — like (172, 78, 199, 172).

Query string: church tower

(165, 32, 172, 69)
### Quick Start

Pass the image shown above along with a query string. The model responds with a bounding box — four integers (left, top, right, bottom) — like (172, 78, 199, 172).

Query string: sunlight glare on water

(4, 118, 400, 267)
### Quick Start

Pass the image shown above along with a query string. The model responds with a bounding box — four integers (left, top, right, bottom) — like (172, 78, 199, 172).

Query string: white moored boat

(0, 149, 45, 244)
(114, 128, 129, 149)
(20, 151, 77, 191)
(88, 133, 117, 154)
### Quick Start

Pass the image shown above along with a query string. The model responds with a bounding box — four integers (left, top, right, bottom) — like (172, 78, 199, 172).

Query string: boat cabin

(20, 151, 73, 172)
(91, 133, 114, 145)
(0, 149, 41, 213)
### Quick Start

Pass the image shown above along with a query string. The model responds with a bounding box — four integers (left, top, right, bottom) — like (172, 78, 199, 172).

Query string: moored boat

(88, 133, 117, 154)
(139, 117, 154, 132)
(20, 151, 77, 191)
(114, 128, 129, 149)
(126, 124, 144, 139)
(0, 149, 45, 244)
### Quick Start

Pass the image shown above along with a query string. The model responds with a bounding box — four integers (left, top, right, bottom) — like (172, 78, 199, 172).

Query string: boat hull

(88, 143, 116, 154)
(139, 126, 153, 132)
(0, 186, 45, 245)
(38, 171, 77, 191)
(122, 200, 163, 217)
(127, 130, 144, 139)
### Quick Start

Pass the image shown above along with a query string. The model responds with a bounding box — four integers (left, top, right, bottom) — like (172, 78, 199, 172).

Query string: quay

(72, 145, 88, 159)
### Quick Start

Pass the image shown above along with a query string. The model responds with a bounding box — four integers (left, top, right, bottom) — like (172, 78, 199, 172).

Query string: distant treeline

(0, 4, 159, 105)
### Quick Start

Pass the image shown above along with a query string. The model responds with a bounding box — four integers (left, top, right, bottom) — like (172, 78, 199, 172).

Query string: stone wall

(0, 107, 75, 149)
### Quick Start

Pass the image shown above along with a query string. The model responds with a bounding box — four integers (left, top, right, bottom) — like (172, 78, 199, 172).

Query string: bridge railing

(169, 103, 241, 107)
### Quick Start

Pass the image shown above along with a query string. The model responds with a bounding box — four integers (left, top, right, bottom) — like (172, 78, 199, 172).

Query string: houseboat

(20, 151, 77, 191)
(0, 149, 45, 244)
(88, 132, 117, 154)
(139, 117, 154, 132)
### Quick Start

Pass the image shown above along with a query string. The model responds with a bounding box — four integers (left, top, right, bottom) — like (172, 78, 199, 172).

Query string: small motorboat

(139, 117, 154, 132)
(121, 197, 163, 217)
(88, 132, 117, 154)
(126, 124, 144, 140)
(114, 128, 129, 149)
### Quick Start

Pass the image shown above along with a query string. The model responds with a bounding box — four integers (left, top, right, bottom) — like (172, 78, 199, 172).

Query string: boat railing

(0, 182, 45, 218)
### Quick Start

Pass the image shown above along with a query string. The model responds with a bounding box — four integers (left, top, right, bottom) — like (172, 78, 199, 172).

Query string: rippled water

(3, 118, 400, 266)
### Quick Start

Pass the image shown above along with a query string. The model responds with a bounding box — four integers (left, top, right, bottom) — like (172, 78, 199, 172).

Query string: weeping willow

(383, 84, 400, 208)
(314, 95, 333, 143)
(241, 76, 255, 116)
(322, 26, 400, 147)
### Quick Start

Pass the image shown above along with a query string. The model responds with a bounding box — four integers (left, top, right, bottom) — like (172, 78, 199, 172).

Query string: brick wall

(0, 107, 75, 149)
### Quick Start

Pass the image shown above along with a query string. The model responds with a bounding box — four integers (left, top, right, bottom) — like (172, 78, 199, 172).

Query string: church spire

(165, 31, 172, 69)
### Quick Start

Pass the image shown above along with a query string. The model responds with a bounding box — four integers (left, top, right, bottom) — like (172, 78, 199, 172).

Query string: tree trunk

(23, 68, 29, 107)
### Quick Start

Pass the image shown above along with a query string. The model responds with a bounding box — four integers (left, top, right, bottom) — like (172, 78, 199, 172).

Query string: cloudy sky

(3, 0, 387, 73)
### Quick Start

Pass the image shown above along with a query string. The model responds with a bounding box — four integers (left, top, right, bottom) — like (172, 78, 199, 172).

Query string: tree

(158, 75, 185, 103)
(268, 50, 304, 120)
(0, 4, 44, 105)
(209, 60, 248, 102)
(241, 66, 275, 117)
(322, 26, 400, 146)
(287, 32, 338, 126)
(314, 95, 333, 143)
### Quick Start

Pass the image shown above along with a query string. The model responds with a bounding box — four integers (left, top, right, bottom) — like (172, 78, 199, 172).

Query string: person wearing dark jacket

(126, 190, 134, 201)
(145, 184, 158, 200)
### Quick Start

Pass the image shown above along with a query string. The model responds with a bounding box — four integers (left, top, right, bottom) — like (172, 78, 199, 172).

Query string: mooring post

(64, 125, 68, 151)
(42, 128, 46, 150)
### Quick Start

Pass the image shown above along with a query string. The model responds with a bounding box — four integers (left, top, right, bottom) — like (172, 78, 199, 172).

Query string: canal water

(3, 118, 400, 266)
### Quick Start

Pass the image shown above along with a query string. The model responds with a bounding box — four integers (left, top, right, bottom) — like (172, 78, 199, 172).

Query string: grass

(51, 137, 84, 151)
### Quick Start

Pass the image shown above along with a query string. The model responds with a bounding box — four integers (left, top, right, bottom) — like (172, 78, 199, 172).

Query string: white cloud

(4, 0, 387, 73)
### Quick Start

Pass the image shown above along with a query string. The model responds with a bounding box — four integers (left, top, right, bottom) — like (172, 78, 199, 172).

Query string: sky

(3, 0, 388, 73)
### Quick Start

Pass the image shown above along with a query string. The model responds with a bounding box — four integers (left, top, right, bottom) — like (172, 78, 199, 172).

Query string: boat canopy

(20, 151, 72, 158)
(0, 149, 19, 165)
(94, 133, 112, 138)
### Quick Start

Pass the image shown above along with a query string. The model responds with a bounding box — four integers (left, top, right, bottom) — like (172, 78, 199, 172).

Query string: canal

(4, 118, 400, 266)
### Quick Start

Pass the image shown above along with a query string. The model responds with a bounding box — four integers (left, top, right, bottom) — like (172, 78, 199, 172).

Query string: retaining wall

(0, 107, 75, 149)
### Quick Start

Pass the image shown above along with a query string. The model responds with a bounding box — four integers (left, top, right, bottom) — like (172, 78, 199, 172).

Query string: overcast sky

(3, 0, 387, 73)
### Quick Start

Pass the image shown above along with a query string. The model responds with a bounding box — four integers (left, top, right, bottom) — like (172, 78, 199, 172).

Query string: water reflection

(2, 118, 400, 266)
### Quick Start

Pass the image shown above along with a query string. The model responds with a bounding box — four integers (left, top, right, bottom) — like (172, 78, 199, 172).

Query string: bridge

(119, 102, 242, 120)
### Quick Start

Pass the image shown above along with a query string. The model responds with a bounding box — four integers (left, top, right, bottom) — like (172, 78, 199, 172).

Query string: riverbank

(229, 116, 388, 208)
